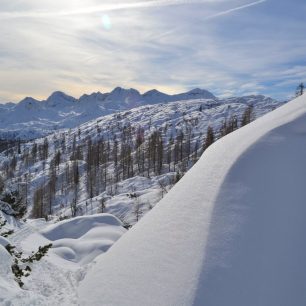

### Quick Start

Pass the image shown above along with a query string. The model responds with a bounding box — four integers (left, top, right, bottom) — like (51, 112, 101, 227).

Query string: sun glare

(102, 14, 112, 30)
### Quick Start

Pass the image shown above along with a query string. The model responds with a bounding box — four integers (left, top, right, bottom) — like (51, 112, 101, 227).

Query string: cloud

(205, 0, 266, 20)
(0, 0, 225, 19)
(0, 0, 305, 102)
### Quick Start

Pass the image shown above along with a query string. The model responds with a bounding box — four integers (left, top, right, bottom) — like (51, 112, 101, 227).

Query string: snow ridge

(79, 94, 306, 306)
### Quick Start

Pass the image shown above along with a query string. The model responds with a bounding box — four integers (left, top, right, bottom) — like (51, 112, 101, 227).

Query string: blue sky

(0, 0, 305, 102)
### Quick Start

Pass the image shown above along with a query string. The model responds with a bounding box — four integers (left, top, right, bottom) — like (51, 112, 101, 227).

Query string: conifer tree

(204, 126, 215, 150)
(296, 83, 304, 97)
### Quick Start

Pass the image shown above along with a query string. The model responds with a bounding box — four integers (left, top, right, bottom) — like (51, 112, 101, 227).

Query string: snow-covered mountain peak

(17, 97, 40, 111)
(110, 87, 141, 96)
(79, 91, 104, 100)
(45, 91, 77, 107)
(183, 88, 216, 99)
(142, 89, 170, 104)
(79, 92, 107, 104)
(144, 89, 162, 95)
(105, 87, 143, 109)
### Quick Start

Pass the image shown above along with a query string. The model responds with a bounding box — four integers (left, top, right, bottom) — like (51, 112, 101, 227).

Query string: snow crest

(79, 94, 306, 305)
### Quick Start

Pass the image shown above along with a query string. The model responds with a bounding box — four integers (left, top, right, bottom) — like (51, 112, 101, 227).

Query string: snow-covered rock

(78, 94, 306, 305)
(0, 200, 16, 215)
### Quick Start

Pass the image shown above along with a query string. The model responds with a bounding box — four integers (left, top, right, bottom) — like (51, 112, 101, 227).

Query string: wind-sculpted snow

(0, 213, 126, 305)
(40, 214, 122, 240)
(23, 214, 126, 266)
(40, 214, 126, 265)
(79, 94, 306, 305)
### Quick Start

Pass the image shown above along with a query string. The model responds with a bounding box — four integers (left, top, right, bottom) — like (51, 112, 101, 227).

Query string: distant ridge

(5, 87, 217, 108)
(0, 87, 279, 140)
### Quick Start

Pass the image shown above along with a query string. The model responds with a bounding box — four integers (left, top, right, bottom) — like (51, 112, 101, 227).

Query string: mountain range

(0, 87, 279, 140)
(0, 87, 216, 139)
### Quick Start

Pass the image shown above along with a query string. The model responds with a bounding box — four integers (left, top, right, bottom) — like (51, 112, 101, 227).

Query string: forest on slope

(0, 96, 282, 226)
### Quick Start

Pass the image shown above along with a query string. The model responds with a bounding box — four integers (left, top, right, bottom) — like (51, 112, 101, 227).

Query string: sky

(0, 0, 306, 103)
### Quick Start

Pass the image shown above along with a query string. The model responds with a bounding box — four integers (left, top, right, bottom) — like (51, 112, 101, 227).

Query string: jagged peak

(110, 87, 140, 95)
(79, 91, 105, 100)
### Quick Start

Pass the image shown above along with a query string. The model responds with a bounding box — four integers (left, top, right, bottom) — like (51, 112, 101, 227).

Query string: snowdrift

(79, 94, 306, 306)
(0, 213, 126, 305)
(22, 214, 126, 266)
(0, 244, 16, 302)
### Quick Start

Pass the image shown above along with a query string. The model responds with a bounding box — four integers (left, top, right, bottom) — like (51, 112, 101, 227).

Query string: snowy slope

(0, 212, 126, 305)
(0, 96, 282, 226)
(79, 94, 306, 306)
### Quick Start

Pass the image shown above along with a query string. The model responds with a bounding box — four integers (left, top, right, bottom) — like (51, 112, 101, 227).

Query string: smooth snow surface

(0, 245, 16, 301)
(22, 214, 126, 266)
(0, 213, 125, 305)
(79, 94, 306, 306)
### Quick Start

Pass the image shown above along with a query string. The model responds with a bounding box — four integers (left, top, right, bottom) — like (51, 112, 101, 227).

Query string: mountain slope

(78, 94, 306, 306)
(0, 96, 282, 226)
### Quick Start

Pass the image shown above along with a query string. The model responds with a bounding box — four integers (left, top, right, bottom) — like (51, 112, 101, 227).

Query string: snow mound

(0, 246, 12, 277)
(0, 236, 10, 247)
(41, 214, 123, 240)
(0, 244, 38, 305)
(79, 94, 306, 305)
(23, 214, 126, 266)
(0, 244, 15, 297)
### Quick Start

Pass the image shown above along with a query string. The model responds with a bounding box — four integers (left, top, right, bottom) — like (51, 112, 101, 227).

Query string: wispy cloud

(0, 0, 305, 102)
(142, 0, 267, 46)
(0, 0, 222, 19)
(205, 0, 266, 20)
